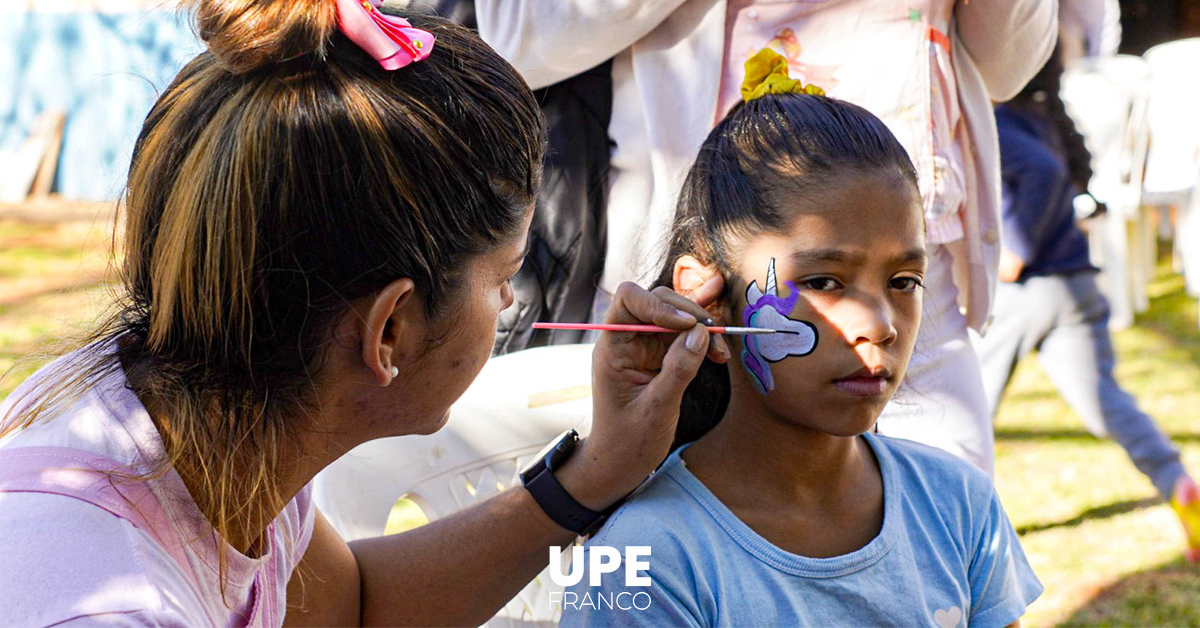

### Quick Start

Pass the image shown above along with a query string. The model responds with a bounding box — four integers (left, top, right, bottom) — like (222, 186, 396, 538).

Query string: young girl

(559, 51, 1040, 627)
(0, 0, 726, 625)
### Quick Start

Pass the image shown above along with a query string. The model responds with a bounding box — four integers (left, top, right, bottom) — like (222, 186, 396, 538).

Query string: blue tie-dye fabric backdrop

(0, 9, 203, 200)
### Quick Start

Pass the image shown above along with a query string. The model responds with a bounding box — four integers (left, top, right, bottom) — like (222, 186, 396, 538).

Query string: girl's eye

(802, 277, 842, 291)
(890, 276, 923, 292)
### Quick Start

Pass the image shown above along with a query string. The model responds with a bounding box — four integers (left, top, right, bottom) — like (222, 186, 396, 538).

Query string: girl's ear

(673, 255, 716, 296)
(673, 255, 727, 321)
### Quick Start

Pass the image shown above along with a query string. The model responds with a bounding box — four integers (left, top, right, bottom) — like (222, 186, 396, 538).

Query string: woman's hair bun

(188, 0, 337, 73)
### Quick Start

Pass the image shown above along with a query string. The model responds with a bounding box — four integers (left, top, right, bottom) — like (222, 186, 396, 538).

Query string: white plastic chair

(1143, 39, 1200, 312)
(313, 343, 596, 627)
(1061, 55, 1153, 329)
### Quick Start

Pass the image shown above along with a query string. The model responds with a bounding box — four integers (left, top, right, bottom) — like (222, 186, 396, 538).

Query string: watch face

(547, 429, 580, 469)
(522, 429, 577, 476)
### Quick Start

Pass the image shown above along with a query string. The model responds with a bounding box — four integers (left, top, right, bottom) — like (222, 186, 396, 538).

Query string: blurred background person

(980, 47, 1200, 562)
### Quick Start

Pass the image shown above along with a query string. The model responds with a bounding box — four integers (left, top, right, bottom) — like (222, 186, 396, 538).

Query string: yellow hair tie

(740, 48, 826, 102)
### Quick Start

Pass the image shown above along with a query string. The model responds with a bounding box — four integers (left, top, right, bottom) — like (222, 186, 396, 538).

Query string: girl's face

(727, 170, 925, 435)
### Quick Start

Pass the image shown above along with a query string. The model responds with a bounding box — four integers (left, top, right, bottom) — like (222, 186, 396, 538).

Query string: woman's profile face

(727, 170, 925, 435)
(376, 207, 534, 437)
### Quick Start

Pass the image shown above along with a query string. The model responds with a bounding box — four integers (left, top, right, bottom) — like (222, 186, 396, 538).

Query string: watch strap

(524, 447, 606, 534)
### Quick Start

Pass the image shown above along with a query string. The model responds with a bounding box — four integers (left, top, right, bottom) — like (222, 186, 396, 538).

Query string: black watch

(520, 429, 612, 535)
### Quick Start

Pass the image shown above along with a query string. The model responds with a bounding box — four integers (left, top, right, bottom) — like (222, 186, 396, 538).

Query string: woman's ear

(361, 277, 418, 386)
(673, 255, 727, 321)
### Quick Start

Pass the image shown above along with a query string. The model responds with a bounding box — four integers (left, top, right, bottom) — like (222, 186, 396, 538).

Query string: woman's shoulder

(0, 342, 147, 463)
(0, 492, 201, 626)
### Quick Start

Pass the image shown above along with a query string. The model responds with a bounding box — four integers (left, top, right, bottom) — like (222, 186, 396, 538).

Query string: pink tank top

(0, 447, 289, 627)
(0, 345, 314, 627)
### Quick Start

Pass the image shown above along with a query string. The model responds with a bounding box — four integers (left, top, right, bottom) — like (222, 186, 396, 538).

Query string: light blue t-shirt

(559, 432, 1041, 628)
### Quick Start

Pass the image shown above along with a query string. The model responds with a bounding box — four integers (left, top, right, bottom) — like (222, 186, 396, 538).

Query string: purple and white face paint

(741, 258, 819, 394)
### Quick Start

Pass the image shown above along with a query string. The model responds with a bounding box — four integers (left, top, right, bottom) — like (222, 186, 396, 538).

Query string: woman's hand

(557, 278, 728, 511)
(331, 278, 728, 626)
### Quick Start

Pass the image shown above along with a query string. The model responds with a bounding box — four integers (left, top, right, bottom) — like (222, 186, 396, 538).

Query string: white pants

(874, 243, 994, 476)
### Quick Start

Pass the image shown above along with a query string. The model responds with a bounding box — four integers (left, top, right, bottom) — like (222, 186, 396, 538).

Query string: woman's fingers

(650, 285, 729, 363)
(597, 280, 725, 377)
(649, 286, 713, 326)
(606, 282, 699, 330)
(708, 334, 730, 364)
(643, 323, 710, 411)
(585, 282, 717, 505)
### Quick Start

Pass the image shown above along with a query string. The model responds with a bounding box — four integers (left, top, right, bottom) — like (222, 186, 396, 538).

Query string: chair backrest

(1061, 55, 1152, 218)
(312, 343, 596, 627)
(1143, 38, 1200, 195)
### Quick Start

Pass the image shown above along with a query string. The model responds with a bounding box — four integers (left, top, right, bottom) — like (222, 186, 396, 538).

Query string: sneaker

(1171, 475, 1200, 563)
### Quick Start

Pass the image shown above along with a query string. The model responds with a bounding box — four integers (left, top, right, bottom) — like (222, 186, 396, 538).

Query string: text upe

(547, 546, 651, 587)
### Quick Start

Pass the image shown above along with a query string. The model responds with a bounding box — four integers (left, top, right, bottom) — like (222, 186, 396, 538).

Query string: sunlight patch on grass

(1058, 557, 1200, 626)
(1020, 503, 1187, 627)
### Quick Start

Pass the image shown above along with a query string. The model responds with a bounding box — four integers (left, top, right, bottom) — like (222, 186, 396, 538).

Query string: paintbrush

(532, 322, 777, 335)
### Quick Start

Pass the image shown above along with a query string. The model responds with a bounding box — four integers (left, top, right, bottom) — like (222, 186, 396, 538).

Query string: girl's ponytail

(672, 359, 732, 451)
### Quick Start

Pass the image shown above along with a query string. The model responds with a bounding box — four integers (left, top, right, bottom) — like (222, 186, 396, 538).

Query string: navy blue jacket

(995, 105, 1096, 281)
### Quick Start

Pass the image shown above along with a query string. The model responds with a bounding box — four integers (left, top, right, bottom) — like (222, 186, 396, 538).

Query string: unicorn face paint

(741, 258, 819, 394)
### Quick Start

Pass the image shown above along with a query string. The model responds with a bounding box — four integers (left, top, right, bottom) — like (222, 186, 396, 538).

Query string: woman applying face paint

(558, 51, 1039, 628)
(0, 1, 730, 625)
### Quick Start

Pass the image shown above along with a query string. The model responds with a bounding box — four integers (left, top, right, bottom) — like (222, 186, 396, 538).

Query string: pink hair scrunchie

(334, 0, 435, 70)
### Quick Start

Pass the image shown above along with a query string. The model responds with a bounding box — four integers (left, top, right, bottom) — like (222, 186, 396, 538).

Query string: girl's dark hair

(656, 92, 918, 450)
(2, 0, 544, 594)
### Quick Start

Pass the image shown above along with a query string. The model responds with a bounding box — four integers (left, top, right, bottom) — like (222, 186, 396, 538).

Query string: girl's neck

(682, 393, 876, 508)
(680, 392, 886, 558)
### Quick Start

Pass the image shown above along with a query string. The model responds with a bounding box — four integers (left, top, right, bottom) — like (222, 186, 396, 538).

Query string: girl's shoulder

(870, 433, 995, 497)
(867, 433, 1003, 540)
(585, 445, 741, 567)
(596, 436, 1001, 549)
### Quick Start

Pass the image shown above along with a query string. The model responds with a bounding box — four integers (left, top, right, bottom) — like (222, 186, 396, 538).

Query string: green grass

(2, 218, 1199, 625)
(0, 218, 118, 399)
(993, 256, 1200, 627)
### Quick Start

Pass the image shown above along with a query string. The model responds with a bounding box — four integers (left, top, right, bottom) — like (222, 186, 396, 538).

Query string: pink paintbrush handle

(531, 322, 774, 335)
